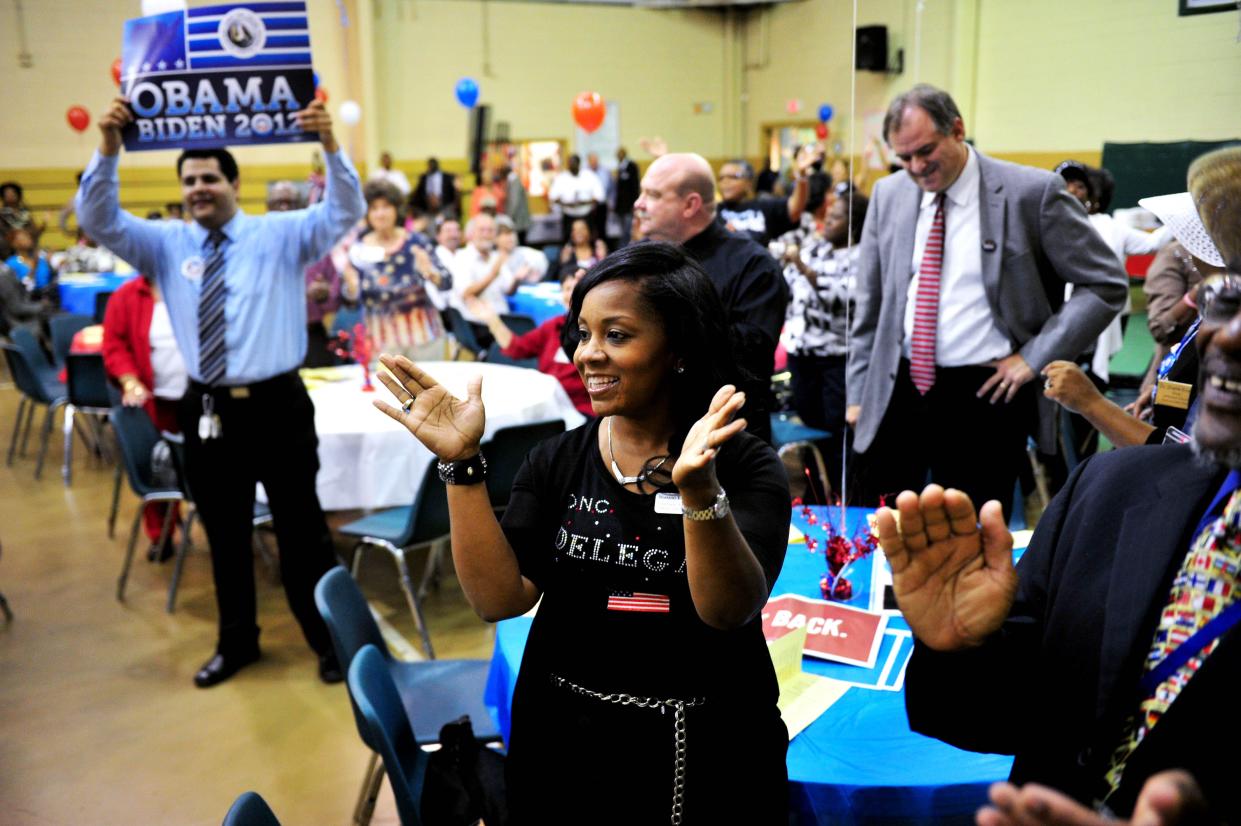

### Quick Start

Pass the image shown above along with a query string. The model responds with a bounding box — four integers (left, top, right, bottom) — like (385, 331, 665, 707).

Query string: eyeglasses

(718, 173, 749, 181)
(1198, 274, 1241, 323)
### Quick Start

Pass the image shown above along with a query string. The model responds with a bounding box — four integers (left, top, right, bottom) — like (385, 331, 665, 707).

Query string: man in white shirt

(452, 213, 511, 323)
(367, 151, 411, 197)
(847, 85, 1127, 516)
(549, 154, 604, 246)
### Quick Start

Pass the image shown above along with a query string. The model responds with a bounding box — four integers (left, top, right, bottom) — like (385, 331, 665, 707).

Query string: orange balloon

(572, 91, 605, 134)
(66, 105, 90, 133)
(315, 86, 329, 103)
(111, 57, 123, 86)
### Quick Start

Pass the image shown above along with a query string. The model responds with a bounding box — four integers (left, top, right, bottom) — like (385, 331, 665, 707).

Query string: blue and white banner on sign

(120, 2, 316, 151)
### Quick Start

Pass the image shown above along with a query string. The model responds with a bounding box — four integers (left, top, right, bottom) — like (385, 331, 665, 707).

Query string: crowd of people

(1, 79, 1235, 824)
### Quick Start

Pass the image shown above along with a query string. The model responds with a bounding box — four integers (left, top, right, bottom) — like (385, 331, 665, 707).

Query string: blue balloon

(818, 103, 834, 123)
(313, 71, 321, 89)
(455, 77, 479, 109)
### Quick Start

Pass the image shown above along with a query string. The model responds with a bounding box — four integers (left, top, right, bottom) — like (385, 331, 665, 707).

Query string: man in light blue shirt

(78, 96, 365, 688)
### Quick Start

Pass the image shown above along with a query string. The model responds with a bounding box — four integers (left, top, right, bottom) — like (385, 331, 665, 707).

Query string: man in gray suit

(846, 85, 1127, 516)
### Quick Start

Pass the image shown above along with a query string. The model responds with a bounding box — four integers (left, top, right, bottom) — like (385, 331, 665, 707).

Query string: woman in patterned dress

(343, 180, 452, 361)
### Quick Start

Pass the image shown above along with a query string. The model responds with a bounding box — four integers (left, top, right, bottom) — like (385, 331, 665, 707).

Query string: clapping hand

(373, 354, 485, 461)
(672, 385, 747, 501)
(978, 770, 1214, 826)
(875, 485, 1017, 651)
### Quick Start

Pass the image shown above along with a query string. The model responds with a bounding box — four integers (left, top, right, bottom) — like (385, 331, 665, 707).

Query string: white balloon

(141, 0, 187, 15)
(339, 100, 362, 126)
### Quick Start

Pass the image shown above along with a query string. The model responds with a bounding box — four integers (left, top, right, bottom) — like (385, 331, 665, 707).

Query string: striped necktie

(197, 229, 229, 386)
(909, 194, 945, 395)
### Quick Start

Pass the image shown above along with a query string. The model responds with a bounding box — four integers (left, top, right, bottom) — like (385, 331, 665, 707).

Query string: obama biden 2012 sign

(120, 2, 316, 151)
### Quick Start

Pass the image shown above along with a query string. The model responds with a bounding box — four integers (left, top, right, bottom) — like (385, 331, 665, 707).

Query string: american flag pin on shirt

(607, 591, 670, 613)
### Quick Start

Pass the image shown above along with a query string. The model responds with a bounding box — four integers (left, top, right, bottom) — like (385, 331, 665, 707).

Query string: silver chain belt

(550, 673, 705, 825)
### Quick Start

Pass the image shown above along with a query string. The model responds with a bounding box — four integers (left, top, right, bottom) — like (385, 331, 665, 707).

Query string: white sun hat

(1138, 192, 1225, 268)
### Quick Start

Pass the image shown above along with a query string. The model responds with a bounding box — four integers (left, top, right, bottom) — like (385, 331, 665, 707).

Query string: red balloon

(815, 123, 829, 140)
(315, 86, 329, 103)
(66, 105, 90, 133)
(111, 57, 123, 87)
(571, 91, 605, 134)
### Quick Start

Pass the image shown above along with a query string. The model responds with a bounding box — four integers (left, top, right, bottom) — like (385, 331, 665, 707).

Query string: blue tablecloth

(484, 505, 1018, 825)
(507, 283, 564, 326)
(57, 272, 134, 316)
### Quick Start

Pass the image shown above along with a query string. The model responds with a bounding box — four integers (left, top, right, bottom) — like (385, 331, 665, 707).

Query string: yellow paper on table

(768, 625, 851, 740)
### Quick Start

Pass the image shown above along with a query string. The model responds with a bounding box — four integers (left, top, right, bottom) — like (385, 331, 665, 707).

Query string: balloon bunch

(815, 103, 834, 140)
(332, 323, 376, 392)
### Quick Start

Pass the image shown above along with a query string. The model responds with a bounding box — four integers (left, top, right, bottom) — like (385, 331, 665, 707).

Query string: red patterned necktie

(909, 194, 945, 395)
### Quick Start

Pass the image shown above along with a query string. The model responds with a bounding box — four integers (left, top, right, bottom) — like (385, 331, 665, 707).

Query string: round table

(301, 362, 587, 511)
(483, 505, 1017, 825)
(507, 283, 565, 326)
(57, 271, 135, 316)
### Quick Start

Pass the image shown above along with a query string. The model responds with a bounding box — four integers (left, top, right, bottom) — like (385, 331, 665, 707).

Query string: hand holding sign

(875, 485, 1016, 651)
(99, 97, 135, 157)
(293, 100, 336, 153)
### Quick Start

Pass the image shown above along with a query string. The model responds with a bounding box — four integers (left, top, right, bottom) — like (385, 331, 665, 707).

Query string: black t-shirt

(502, 418, 790, 702)
(682, 218, 788, 445)
(499, 419, 791, 819)
(719, 196, 794, 246)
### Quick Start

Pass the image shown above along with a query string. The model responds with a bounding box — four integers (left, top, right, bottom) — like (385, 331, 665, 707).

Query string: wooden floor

(0, 380, 496, 825)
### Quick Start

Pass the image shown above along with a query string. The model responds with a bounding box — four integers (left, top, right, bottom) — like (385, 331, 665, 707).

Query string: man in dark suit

(878, 146, 1241, 824)
(635, 152, 787, 444)
(411, 157, 457, 217)
(614, 147, 640, 248)
(847, 85, 1127, 515)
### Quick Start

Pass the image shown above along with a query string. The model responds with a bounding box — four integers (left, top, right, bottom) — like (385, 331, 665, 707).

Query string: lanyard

(1140, 469, 1241, 695)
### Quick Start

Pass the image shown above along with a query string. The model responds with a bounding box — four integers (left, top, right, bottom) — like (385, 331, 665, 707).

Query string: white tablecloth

(300, 362, 586, 511)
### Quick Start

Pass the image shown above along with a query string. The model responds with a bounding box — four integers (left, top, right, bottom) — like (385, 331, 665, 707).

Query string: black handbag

(420, 716, 508, 826)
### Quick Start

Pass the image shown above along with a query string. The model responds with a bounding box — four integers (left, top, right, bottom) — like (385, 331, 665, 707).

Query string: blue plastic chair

(499, 313, 536, 337)
(348, 645, 429, 826)
(315, 567, 500, 826)
(8, 326, 57, 383)
(771, 411, 833, 502)
(92, 291, 113, 324)
(443, 306, 486, 361)
(2, 342, 67, 479)
(482, 340, 536, 369)
(109, 406, 186, 609)
(221, 791, 282, 826)
(62, 353, 113, 486)
(48, 313, 93, 367)
(485, 420, 565, 510)
(338, 460, 449, 658)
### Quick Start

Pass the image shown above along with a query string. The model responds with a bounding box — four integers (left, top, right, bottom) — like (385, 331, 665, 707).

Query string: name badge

(1155, 379, 1192, 410)
(654, 492, 682, 515)
(182, 256, 204, 281)
(354, 244, 386, 265)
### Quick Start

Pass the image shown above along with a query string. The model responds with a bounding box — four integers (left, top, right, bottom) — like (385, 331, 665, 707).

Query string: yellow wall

(365, 0, 731, 161)
(971, 0, 1241, 152)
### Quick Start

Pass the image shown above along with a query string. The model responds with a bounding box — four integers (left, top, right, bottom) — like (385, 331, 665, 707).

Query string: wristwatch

(437, 452, 487, 485)
(682, 488, 730, 521)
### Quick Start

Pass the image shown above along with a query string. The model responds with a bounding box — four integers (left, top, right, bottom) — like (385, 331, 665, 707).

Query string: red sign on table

(761, 593, 888, 668)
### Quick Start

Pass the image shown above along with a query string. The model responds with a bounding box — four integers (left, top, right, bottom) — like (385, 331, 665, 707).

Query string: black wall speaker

(468, 104, 491, 186)
(856, 25, 888, 72)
